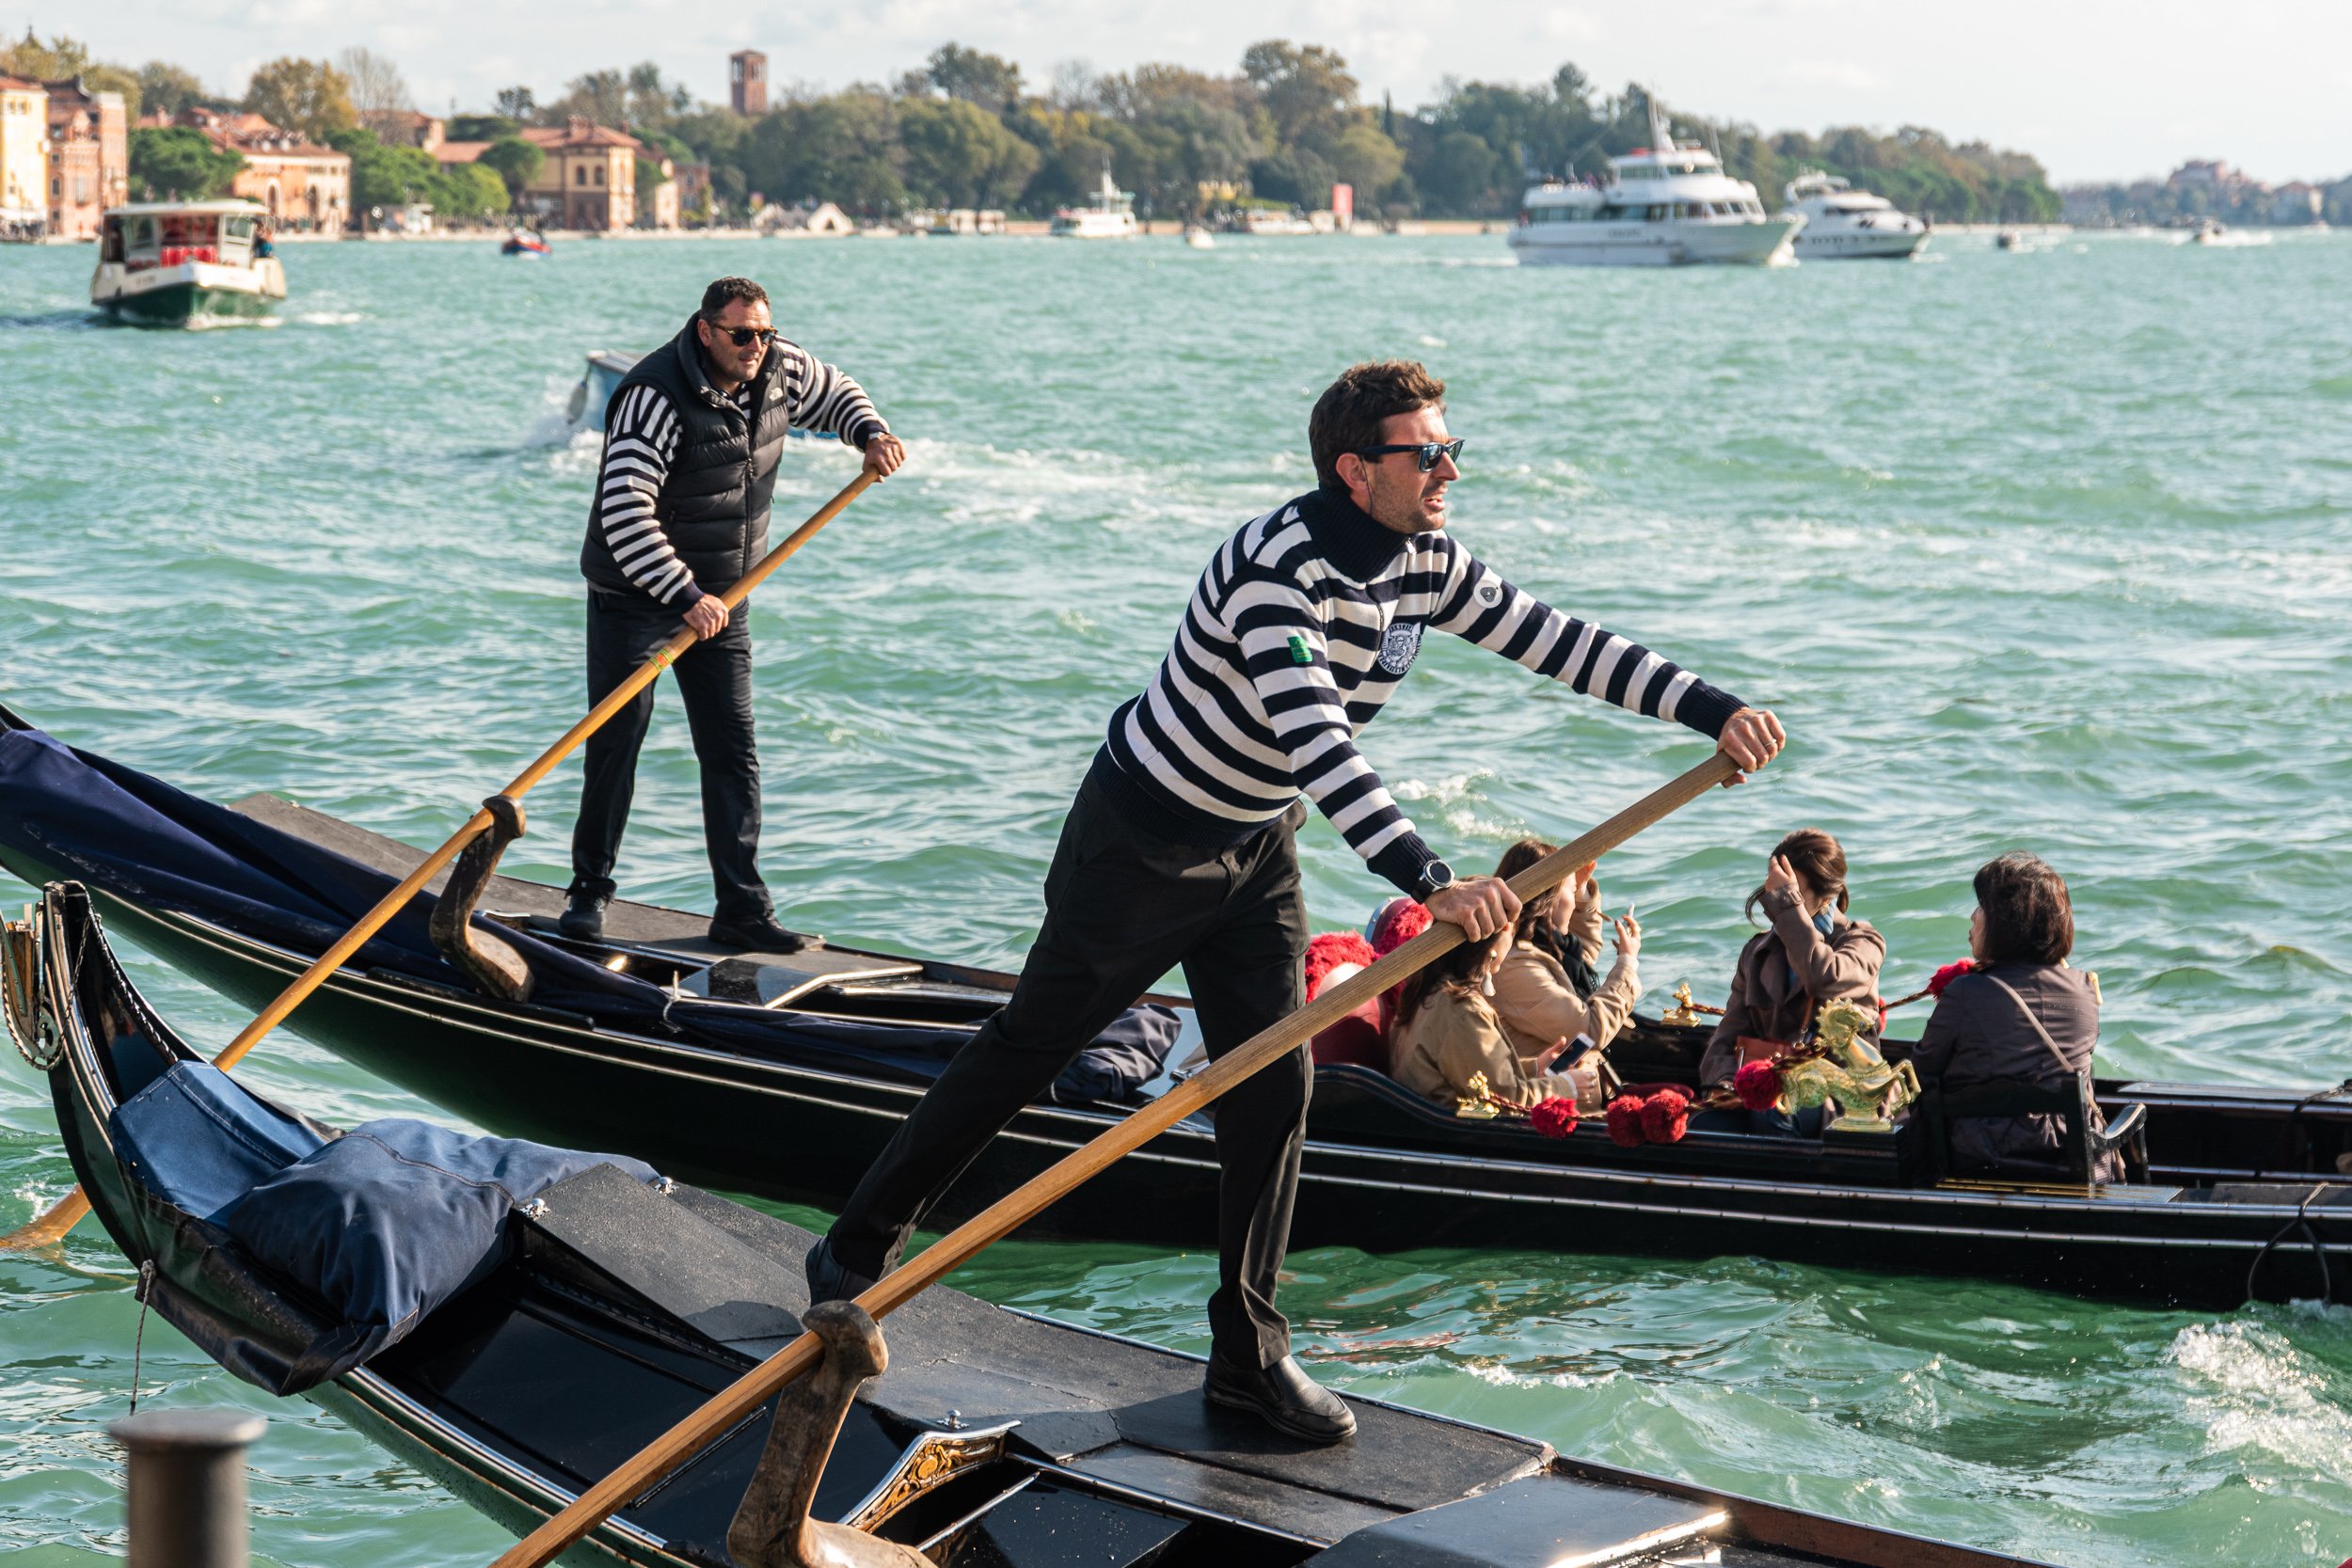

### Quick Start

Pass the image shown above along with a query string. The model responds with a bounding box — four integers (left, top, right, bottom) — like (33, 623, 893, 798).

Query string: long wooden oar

(1, 471, 880, 1252)
(489, 747, 1740, 1568)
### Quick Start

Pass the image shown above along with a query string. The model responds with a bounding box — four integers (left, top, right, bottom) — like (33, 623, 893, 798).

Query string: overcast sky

(37, 0, 2352, 183)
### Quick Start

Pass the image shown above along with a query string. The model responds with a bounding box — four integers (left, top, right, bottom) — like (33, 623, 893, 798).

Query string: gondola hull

(18, 881, 2055, 1568)
(2, 711, 2348, 1311)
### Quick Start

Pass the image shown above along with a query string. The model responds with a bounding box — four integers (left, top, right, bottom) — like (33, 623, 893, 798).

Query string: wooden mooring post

(110, 1409, 266, 1568)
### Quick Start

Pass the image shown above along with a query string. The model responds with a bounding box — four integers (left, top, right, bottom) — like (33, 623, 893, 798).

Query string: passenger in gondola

(1487, 841, 1641, 1101)
(1911, 852, 2119, 1180)
(1392, 925, 1585, 1110)
(1697, 829, 1885, 1132)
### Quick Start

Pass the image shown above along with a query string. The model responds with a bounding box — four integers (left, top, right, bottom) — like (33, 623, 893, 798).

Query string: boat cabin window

(100, 214, 126, 262)
(154, 212, 220, 267)
(218, 214, 254, 263)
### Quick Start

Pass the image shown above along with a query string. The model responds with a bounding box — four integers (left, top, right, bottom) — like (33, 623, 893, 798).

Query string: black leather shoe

(1204, 1354, 1357, 1445)
(709, 912, 818, 954)
(804, 1236, 879, 1307)
(559, 885, 610, 942)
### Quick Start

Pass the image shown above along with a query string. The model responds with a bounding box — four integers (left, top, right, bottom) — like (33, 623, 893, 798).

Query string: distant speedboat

(90, 200, 285, 326)
(1242, 210, 1317, 236)
(1780, 171, 1928, 260)
(501, 231, 551, 258)
(1994, 230, 2021, 250)
(1509, 90, 1799, 267)
(1183, 226, 1216, 249)
(2189, 218, 2269, 247)
(1050, 167, 1138, 239)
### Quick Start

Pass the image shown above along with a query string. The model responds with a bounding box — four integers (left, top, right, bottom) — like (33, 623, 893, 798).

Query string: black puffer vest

(580, 315, 797, 600)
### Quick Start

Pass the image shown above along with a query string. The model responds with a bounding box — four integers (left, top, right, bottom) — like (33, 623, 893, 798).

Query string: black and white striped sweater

(595, 340, 886, 606)
(1093, 488, 1749, 895)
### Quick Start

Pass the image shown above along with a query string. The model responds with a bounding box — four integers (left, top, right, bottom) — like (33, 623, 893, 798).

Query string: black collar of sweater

(1295, 485, 1409, 580)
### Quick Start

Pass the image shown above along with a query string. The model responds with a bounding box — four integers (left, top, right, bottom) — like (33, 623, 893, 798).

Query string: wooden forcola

(487, 748, 1744, 1568)
(0, 471, 880, 1253)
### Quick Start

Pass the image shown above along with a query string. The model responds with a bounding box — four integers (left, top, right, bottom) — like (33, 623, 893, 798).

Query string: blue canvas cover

(108, 1059, 657, 1386)
(0, 724, 1173, 1097)
(216, 1119, 656, 1360)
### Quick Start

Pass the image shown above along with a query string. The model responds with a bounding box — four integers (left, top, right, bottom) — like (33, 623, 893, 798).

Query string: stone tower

(729, 51, 768, 117)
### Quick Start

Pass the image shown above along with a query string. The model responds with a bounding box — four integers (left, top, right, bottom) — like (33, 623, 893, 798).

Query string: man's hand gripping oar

(486, 740, 1767, 1568)
(0, 470, 882, 1252)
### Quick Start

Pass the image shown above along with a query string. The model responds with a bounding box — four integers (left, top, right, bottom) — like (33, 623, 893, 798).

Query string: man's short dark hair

(1310, 361, 1446, 491)
(701, 277, 769, 318)
(1975, 851, 2074, 965)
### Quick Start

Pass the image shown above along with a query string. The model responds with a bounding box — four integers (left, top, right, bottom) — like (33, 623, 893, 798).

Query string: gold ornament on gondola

(1454, 1071, 1502, 1119)
(1772, 999, 1921, 1132)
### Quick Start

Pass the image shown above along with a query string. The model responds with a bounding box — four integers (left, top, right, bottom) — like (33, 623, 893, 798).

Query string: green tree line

(32, 26, 2063, 226)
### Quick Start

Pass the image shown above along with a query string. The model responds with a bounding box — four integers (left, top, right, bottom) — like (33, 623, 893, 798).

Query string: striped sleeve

(1227, 562, 1438, 893)
(773, 339, 888, 451)
(595, 385, 699, 606)
(1424, 543, 1747, 739)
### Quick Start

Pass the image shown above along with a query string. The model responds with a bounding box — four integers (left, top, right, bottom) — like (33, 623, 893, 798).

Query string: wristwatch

(1417, 859, 1455, 899)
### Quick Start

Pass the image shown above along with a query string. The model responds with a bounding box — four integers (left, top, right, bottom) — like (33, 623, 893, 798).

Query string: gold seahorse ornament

(1774, 999, 1922, 1132)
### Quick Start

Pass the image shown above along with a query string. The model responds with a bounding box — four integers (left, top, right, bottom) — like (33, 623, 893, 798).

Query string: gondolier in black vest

(810, 360, 1785, 1444)
(564, 277, 903, 951)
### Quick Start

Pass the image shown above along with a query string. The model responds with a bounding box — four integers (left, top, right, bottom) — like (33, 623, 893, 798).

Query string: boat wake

(2169, 1317, 2352, 1480)
(296, 310, 366, 325)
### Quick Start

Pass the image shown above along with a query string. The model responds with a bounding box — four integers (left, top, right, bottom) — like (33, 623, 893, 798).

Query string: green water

(3, 230, 2350, 1566)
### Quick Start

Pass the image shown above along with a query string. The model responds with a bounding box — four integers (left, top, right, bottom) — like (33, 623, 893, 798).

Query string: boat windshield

(155, 212, 221, 267)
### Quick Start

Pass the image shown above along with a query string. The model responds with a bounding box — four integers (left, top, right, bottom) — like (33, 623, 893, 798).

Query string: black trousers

(829, 777, 1311, 1368)
(570, 590, 772, 923)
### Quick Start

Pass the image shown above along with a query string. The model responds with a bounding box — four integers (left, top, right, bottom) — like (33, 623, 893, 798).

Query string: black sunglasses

(703, 320, 777, 347)
(1356, 438, 1466, 472)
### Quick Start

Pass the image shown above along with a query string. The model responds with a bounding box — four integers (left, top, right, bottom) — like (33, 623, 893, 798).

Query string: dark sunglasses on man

(1356, 437, 1466, 472)
(704, 320, 778, 347)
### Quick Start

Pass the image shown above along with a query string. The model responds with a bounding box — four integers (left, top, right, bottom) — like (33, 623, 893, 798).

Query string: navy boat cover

(109, 1060, 656, 1386)
(0, 724, 1176, 1099)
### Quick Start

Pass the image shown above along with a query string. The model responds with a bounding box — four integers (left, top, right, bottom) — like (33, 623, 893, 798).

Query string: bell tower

(729, 51, 768, 117)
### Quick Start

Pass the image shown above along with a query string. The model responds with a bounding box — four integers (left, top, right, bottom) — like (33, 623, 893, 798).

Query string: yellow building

(520, 119, 643, 230)
(0, 76, 47, 230)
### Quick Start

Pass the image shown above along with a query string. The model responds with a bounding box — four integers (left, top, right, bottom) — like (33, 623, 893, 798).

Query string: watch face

(1423, 860, 1454, 894)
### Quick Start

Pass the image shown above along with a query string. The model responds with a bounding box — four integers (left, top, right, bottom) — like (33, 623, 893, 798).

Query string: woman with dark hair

(1699, 828, 1886, 1094)
(1486, 840, 1640, 1098)
(1911, 852, 2118, 1179)
(1391, 925, 1580, 1109)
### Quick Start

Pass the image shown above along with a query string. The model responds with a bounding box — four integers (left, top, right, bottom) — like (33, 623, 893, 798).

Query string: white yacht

(1050, 169, 1138, 239)
(1780, 171, 1928, 260)
(1508, 93, 1800, 267)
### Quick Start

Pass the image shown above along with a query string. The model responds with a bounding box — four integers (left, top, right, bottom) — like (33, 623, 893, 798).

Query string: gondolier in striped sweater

(811, 360, 1784, 1442)
(564, 277, 904, 953)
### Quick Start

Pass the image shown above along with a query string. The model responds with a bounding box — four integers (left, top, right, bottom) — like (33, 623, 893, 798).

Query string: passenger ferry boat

(91, 200, 286, 325)
(1781, 171, 1929, 260)
(1050, 168, 1138, 239)
(1509, 94, 1800, 267)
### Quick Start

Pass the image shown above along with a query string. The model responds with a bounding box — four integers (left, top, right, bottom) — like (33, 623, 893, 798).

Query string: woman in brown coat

(1699, 829, 1886, 1106)
(1911, 852, 2118, 1180)
(1486, 841, 1642, 1097)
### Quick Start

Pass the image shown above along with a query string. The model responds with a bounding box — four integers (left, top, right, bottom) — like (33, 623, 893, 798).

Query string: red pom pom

(1927, 959, 1979, 999)
(1604, 1095, 1647, 1147)
(1369, 898, 1432, 957)
(1530, 1097, 1578, 1139)
(1639, 1088, 1690, 1145)
(1303, 930, 1377, 1001)
(1733, 1060, 1783, 1113)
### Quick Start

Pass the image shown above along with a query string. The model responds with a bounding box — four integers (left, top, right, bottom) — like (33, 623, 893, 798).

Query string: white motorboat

(1242, 210, 1317, 236)
(2189, 218, 2269, 248)
(1780, 171, 1928, 260)
(90, 200, 286, 326)
(1508, 92, 1800, 267)
(1050, 168, 1138, 239)
(1183, 226, 1216, 249)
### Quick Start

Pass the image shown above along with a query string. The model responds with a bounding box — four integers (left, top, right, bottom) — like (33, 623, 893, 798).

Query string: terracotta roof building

(167, 106, 350, 236)
(42, 78, 127, 239)
(516, 118, 677, 230)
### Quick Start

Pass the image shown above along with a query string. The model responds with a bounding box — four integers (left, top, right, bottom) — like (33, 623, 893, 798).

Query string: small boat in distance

(1509, 90, 1800, 267)
(2189, 218, 2269, 247)
(1183, 225, 1216, 249)
(1051, 166, 1139, 239)
(1781, 170, 1929, 260)
(501, 230, 551, 257)
(90, 200, 285, 326)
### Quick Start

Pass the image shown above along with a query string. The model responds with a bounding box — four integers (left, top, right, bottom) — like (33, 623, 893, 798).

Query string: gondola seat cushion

(109, 1063, 326, 1220)
(215, 1118, 657, 1347)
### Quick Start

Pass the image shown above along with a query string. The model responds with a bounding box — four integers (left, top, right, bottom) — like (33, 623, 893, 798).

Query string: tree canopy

(127, 126, 243, 199)
(245, 56, 357, 142)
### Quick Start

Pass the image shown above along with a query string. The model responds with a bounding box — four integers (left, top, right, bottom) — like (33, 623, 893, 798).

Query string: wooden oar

(488, 747, 1741, 1568)
(0, 471, 880, 1252)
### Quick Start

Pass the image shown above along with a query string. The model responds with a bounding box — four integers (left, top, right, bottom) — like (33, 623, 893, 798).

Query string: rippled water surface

(3, 230, 2350, 1566)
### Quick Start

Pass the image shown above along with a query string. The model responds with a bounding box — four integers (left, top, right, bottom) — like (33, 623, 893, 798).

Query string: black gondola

(2, 708, 2347, 1311)
(14, 879, 2051, 1568)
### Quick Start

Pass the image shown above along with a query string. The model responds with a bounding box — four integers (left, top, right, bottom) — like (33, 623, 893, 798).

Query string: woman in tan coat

(1486, 840, 1642, 1100)
(1392, 927, 1583, 1110)
(1699, 829, 1886, 1115)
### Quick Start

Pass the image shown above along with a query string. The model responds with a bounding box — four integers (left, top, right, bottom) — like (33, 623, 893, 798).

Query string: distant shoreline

(265, 216, 1512, 245)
